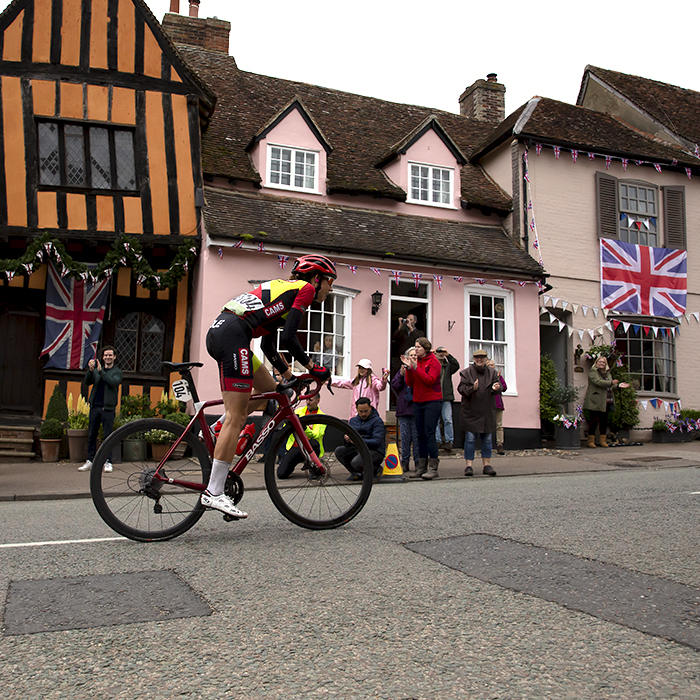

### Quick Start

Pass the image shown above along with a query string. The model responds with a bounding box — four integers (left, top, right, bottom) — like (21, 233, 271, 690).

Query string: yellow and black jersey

(222, 279, 316, 338)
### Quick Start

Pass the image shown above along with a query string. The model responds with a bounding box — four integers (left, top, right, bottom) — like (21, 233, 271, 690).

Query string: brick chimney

(459, 73, 505, 122)
(161, 5, 231, 54)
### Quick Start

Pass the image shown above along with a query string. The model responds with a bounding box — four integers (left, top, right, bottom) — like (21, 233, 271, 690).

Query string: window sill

(264, 182, 320, 195)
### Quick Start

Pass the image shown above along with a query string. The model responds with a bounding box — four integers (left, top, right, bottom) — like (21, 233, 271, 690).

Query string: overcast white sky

(141, 0, 700, 117)
(3, 0, 699, 116)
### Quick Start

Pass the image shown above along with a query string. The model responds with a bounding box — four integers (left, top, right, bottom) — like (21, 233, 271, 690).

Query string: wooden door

(0, 302, 44, 416)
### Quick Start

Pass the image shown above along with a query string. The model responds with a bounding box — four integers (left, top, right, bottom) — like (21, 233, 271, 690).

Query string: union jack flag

(391, 270, 401, 285)
(553, 146, 561, 160)
(571, 149, 578, 162)
(40, 263, 110, 370)
(453, 276, 463, 283)
(370, 267, 381, 275)
(347, 265, 357, 274)
(412, 272, 422, 289)
(433, 274, 443, 290)
(600, 239, 687, 317)
(605, 156, 612, 170)
(535, 143, 542, 155)
(278, 254, 289, 269)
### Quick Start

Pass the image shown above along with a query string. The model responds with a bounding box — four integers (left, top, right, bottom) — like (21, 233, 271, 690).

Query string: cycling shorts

(206, 313, 262, 393)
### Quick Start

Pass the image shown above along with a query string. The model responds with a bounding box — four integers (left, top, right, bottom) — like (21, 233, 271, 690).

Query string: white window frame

(254, 287, 356, 379)
(266, 143, 319, 193)
(464, 285, 517, 395)
(407, 161, 454, 208)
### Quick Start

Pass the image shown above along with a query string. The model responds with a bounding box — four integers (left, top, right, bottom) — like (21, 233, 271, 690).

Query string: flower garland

(0, 232, 198, 290)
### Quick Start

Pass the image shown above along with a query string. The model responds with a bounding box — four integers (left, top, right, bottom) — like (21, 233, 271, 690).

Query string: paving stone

(3, 570, 212, 635)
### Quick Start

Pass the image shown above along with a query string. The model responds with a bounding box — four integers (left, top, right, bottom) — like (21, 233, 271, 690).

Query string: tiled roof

(473, 97, 695, 166)
(580, 66, 700, 146)
(202, 188, 543, 277)
(177, 46, 512, 213)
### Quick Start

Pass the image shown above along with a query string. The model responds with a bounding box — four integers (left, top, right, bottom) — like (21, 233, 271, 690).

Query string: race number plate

(171, 379, 192, 403)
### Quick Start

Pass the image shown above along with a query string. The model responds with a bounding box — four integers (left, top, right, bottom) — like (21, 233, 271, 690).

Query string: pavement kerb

(1, 441, 699, 502)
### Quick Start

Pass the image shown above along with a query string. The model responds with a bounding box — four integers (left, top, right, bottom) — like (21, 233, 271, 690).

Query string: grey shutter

(663, 186, 686, 250)
(596, 171, 619, 239)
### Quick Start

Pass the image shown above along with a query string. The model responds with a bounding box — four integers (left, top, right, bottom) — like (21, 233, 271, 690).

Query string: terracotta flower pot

(150, 442, 173, 462)
(40, 439, 61, 462)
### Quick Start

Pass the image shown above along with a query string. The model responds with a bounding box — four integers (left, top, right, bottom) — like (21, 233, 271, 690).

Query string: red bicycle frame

(149, 379, 326, 492)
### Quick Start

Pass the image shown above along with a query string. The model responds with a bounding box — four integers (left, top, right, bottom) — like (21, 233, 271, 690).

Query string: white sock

(207, 459, 231, 495)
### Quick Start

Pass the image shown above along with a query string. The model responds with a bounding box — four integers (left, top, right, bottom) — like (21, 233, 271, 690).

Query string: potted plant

(145, 428, 175, 462)
(120, 416, 148, 461)
(652, 410, 700, 443)
(66, 393, 90, 462)
(45, 384, 69, 459)
(550, 382, 581, 449)
(608, 365, 640, 441)
(539, 354, 560, 439)
(155, 391, 182, 418)
(167, 411, 192, 458)
(39, 418, 64, 462)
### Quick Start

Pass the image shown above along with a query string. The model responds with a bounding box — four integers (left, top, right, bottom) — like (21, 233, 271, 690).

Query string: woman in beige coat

(583, 356, 628, 447)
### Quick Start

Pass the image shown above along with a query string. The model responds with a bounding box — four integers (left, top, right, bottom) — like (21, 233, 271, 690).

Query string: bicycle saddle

(162, 361, 204, 371)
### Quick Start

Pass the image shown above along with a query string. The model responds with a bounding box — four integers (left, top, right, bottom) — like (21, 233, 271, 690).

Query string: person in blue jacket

(334, 397, 385, 480)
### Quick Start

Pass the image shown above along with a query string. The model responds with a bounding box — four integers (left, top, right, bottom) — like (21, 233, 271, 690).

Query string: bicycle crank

(222, 471, 245, 522)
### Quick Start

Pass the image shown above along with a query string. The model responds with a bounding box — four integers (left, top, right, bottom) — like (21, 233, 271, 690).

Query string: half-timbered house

(0, 0, 214, 437)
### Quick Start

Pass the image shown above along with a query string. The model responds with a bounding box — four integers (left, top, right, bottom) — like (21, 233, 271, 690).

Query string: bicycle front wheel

(90, 418, 211, 542)
(264, 414, 374, 529)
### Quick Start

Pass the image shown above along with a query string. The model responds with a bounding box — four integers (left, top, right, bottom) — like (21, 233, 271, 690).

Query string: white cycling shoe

(200, 490, 248, 519)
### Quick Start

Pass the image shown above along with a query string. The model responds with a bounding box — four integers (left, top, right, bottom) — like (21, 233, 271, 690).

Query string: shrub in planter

(40, 418, 65, 440)
(539, 354, 559, 424)
(144, 429, 173, 444)
(120, 394, 155, 419)
(67, 393, 90, 430)
(156, 392, 182, 418)
(45, 385, 69, 423)
(168, 411, 192, 428)
(608, 365, 640, 431)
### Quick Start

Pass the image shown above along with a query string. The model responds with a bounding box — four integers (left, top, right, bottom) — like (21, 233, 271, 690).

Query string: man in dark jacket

(458, 349, 502, 477)
(78, 346, 123, 473)
(335, 397, 386, 480)
(434, 346, 460, 452)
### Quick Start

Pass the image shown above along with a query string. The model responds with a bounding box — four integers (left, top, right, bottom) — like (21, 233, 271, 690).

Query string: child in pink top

(332, 358, 389, 417)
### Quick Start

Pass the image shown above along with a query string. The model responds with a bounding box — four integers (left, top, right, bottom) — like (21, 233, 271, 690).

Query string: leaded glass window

(37, 119, 137, 192)
(115, 312, 165, 374)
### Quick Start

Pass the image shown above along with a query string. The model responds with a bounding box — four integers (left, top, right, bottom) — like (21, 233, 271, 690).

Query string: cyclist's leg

(204, 314, 253, 518)
(248, 360, 276, 413)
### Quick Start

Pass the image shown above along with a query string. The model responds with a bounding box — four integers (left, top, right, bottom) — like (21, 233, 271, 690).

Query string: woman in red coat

(403, 337, 443, 480)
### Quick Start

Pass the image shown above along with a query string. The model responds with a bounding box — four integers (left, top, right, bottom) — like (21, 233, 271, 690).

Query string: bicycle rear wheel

(264, 414, 374, 529)
(90, 418, 211, 542)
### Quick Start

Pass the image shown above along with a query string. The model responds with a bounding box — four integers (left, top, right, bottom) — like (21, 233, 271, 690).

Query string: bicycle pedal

(223, 514, 239, 522)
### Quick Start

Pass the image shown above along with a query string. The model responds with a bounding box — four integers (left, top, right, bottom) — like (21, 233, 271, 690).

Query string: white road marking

(690, 491, 700, 495)
(0, 536, 127, 549)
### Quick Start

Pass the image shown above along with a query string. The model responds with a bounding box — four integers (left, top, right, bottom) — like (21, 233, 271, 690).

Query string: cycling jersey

(208, 279, 317, 391)
(222, 279, 316, 337)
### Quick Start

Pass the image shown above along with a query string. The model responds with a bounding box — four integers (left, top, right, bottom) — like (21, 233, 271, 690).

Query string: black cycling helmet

(291, 254, 337, 280)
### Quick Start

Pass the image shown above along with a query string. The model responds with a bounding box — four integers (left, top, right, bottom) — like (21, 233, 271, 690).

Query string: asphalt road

(1, 467, 699, 699)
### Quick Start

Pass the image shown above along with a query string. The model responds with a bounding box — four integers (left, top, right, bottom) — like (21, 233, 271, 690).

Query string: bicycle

(90, 362, 374, 542)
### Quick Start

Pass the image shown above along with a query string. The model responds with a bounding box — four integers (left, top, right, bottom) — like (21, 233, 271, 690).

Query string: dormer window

(408, 163, 453, 207)
(267, 144, 318, 192)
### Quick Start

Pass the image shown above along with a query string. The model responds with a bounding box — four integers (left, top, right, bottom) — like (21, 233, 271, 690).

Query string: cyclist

(202, 254, 336, 518)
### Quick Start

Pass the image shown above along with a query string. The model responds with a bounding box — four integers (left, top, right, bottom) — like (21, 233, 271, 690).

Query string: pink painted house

(163, 10, 544, 446)
(475, 67, 700, 433)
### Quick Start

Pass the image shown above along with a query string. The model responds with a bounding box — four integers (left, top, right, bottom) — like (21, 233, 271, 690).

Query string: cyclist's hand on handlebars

(309, 363, 331, 382)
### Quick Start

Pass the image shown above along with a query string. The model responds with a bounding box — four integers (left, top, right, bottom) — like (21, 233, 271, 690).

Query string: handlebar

(276, 373, 334, 403)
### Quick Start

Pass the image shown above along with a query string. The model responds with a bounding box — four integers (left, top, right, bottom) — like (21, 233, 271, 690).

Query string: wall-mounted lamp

(371, 290, 383, 315)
